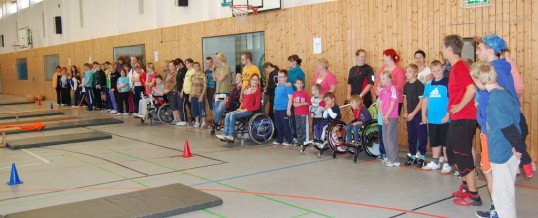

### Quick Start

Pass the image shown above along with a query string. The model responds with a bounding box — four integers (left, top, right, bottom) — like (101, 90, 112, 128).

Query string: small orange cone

(37, 99, 42, 106)
(181, 139, 192, 158)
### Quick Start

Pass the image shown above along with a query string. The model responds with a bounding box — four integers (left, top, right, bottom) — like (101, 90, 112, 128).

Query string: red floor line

(198, 188, 447, 218)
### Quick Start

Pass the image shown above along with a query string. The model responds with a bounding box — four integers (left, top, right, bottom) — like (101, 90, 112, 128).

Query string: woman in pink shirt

(374, 49, 406, 114)
(312, 58, 337, 96)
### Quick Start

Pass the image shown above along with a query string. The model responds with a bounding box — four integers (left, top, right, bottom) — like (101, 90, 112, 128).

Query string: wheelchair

(136, 94, 174, 125)
(217, 92, 275, 145)
(300, 104, 380, 163)
(209, 100, 240, 136)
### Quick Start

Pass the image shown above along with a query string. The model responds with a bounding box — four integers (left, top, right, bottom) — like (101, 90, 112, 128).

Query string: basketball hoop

(230, 5, 258, 25)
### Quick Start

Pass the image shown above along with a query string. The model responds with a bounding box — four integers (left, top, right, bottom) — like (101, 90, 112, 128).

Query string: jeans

(190, 97, 206, 118)
(84, 87, 94, 110)
(345, 123, 362, 144)
(378, 125, 385, 157)
(223, 111, 252, 137)
(133, 86, 144, 113)
(275, 110, 293, 144)
(213, 100, 227, 124)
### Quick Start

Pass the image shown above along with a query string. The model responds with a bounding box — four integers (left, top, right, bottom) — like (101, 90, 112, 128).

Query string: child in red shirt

(292, 78, 311, 146)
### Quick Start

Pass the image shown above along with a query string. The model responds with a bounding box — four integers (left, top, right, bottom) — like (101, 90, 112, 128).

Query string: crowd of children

(49, 34, 536, 217)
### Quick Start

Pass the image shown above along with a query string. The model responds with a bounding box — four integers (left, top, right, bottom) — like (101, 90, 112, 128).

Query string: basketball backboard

(232, 0, 281, 13)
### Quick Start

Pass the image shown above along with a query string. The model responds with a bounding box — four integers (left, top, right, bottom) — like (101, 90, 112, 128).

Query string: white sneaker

(225, 136, 234, 141)
(200, 122, 206, 128)
(177, 121, 187, 126)
(106, 109, 111, 112)
(110, 110, 117, 114)
(216, 134, 225, 139)
(439, 156, 445, 163)
(441, 163, 453, 174)
(422, 161, 441, 170)
(123, 113, 130, 115)
(282, 142, 292, 146)
(272, 141, 281, 145)
(383, 161, 400, 167)
(115, 113, 122, 116)
(193, 122, 200, 128)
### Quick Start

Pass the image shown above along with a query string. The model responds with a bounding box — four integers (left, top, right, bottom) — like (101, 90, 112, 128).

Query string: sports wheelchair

(216, 92, 275, 144)
(299, 104, 380, 163)
(136, 94, 174, 125)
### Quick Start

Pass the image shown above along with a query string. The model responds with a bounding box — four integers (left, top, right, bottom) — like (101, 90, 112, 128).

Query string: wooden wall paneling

(433, 0, 440, 62)
(439, 0, 446, 62)
(530, 0, 538, 163)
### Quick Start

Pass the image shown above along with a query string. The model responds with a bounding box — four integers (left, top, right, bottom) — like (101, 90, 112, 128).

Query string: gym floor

(0, 94, 536, 218)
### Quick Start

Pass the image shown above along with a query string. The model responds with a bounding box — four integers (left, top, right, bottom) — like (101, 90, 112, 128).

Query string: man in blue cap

(474, 33, 531, 218)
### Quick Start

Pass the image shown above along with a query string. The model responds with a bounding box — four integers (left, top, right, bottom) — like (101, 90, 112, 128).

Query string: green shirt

(215, 65, 232, 94)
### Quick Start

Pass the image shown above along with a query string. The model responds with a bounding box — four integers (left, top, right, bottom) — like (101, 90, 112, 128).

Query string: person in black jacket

(109, 62, 121, 114)
(263, 62, 279, 138)
(175, 58, 189, 125)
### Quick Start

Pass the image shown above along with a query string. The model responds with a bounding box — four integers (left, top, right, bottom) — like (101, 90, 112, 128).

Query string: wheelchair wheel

(157, 104, 174, 124)
(326, 121, 348, 154)
(248, 113, 274, 144)
(361, 120, 381, 157)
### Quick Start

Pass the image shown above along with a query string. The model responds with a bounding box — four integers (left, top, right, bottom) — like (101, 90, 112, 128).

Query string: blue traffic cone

(50, 102, 54, 109)
(7, 163, 23, 185)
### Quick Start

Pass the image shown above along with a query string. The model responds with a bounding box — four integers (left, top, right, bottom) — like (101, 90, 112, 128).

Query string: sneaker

(282, 142, 292, 146)
(380, 157, 389, 165)
(177, 121, 187, 126)
(200, 122, 207, 128)
(106, 109, 111, 112)
(439, 156, 445, 163)
(452, 184, 468, 197)
(475, 204, 496, 218)
(336, 146, 347, 152)
(123, 113, 130, 115)
(383, 161, 400, 167)
(224, 136, 234, 142)
(454, 171, 461, 179)
(170, 120, 179, 125)
(110, 110, 117, 114)
(115, 113, 122, 116)
(416, 159, 425, 168)
(441, 163, 453, 174)
(422, 161, 441, 170)
(273, 141, 281, 145)
(376, 155, 386, 160)
(193, 122, 200, 128)
(453, 192, 482, 206)
(404, 156, 418, 166)
(216, 134, 225, 140)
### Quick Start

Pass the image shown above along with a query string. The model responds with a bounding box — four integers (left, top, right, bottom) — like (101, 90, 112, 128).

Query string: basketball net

(231, 5, 257, 25)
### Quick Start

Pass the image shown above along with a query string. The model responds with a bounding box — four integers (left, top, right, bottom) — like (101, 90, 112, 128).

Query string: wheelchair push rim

(248, 113, 274, 144)
(327, 121, 348, 153)
(361, 120, 381, 157)
(157, 104, 174, 124)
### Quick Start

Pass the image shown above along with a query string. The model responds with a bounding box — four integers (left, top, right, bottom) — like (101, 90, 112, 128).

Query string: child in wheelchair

(135, 75, 165, 121)
(345, 95, 372, 147)
(312, 92, 342, 150)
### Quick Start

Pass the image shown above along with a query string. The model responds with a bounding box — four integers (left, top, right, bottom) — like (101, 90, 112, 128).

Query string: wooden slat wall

(1, 0, 537, 160)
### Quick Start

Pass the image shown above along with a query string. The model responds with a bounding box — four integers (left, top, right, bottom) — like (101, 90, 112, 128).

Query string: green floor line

(68, 153, 150, 188)
(202, 209, 228, 218)
(289, 212, 311, 218)
(108, 148, 334, 218)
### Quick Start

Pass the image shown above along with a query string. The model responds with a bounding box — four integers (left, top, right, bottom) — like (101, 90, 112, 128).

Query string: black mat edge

(0, 112, 64, 120)
(7, 132, 112, 150)
(0, 101, 35, 106)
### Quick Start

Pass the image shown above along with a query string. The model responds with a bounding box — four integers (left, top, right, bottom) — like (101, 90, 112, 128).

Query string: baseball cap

(473, 33, 507, 54)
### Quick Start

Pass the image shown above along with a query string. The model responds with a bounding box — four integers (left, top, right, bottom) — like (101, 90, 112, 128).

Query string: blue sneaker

(475, 204, 496, 218)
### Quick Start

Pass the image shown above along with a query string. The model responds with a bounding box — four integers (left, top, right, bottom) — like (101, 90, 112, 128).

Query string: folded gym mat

(0, 101, 34, 106)
(6, 118, 124, 135)
(7, 131, 112, 150)
(0, 112, 64, 120)
(4, 183, 223, 218)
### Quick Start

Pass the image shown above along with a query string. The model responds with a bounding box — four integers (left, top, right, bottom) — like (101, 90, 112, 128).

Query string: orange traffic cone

(37, 99, 42, 106)
(181, 139, 192, 158)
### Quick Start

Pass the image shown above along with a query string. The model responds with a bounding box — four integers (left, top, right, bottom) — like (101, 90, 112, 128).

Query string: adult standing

(415, 50, 433, 84)
(52, 66, 62, 106)
(240, 51, 261, 98)
(205, 57, 216, 111)
(180, 58, 195, 126)
(263, 62, 280, 138)
(441, 34, 480, 206)
(287, 55, 305, 91)
(165, 61, 181, 124)
(175, 58, 188, 126)
(211, 53, 232, 131)
(347, 49, 374, 108)
(109, 63, 121, 114)
(60, 67, 71, 106)
(374, 49, 406, 113)
(312, 58, 337, 96)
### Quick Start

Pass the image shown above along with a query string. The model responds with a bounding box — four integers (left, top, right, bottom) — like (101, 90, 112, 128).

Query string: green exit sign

(462, 0, 491, 8)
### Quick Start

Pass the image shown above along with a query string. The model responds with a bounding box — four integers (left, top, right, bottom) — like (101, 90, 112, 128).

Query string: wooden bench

(0, 127, 21, 148)
(0, 106, 85, 121)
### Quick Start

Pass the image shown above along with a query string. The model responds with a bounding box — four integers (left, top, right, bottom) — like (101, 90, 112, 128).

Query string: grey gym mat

(0, 101, 34, 106)
(4, 183, 223, 218)
(7, 131, 112, 150)
(0, 112, 64, 120)
(6, 118, 124, 135)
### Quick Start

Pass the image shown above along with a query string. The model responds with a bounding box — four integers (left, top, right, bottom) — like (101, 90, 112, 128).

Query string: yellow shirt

(182, 68, 195, 94)
(242, 65, 260, 91)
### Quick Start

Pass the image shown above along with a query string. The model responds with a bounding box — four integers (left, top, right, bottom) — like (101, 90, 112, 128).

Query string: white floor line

(0, 163, 43, 170)
(22, 149, 51, 164)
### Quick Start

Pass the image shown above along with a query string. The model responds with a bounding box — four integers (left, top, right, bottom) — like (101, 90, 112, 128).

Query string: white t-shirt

(417, 66, 431, 84)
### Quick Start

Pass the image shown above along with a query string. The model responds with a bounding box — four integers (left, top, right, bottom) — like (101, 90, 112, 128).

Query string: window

(44, 54, 60, 81)
(17, 58, 28, 80)
(19, 0, 30, 10)
(8, 2, 17, 15)
(113, 44, 146, 68)
(202, 32, 265, 84)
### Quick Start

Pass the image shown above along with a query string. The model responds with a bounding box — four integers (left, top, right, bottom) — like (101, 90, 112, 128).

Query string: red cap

(383, 49, 400, 63)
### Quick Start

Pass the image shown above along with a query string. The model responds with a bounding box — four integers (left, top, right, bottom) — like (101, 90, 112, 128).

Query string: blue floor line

(190, 158, 331, 187)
